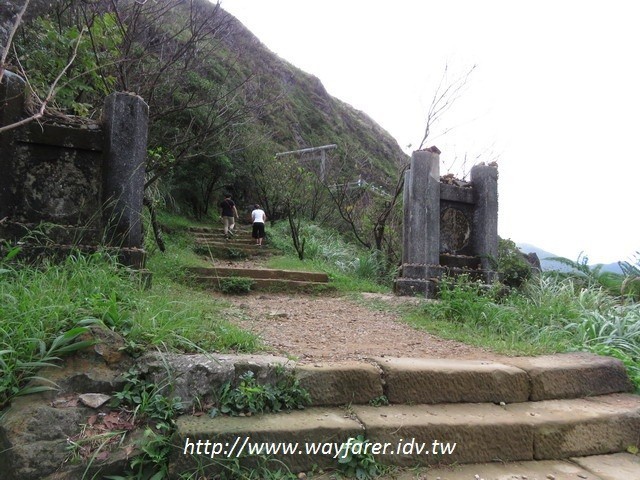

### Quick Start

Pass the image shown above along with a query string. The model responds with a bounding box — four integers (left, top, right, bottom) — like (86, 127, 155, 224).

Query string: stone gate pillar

(403, 148, 441, 265)
(397, 148, 442, 297)
(102, 92, 148, 249)
(0, 71, 25, 220)
(470, 163, 499, 277)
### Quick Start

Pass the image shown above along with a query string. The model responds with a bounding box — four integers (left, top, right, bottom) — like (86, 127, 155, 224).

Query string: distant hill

(516, 243, 623, 274)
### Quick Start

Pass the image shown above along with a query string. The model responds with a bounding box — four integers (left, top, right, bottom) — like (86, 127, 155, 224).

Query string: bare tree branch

(0, 25, 85, 134)
(418, 64, 476, 151)
(0, 0, 30, 84)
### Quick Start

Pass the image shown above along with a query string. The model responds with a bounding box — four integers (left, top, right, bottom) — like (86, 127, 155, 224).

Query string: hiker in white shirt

(251, 204, 267, 246)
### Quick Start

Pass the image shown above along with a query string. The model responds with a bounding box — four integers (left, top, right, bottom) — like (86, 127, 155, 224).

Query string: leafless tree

(417, 64, 476, 151)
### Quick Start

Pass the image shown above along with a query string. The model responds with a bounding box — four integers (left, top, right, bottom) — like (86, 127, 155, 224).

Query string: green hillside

(9, 0, 408, 217)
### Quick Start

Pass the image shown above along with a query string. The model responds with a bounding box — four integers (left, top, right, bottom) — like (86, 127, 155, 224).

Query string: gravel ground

(220, 290, 503, 364)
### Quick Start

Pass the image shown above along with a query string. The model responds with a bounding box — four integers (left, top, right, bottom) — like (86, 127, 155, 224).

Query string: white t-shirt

(252, 208, 266, 223)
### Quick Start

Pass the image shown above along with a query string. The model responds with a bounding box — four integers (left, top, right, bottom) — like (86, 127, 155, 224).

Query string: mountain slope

(216, 8, 409, 185)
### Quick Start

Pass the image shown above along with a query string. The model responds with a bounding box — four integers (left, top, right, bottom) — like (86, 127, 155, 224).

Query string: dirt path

(221, 290, 504, 364)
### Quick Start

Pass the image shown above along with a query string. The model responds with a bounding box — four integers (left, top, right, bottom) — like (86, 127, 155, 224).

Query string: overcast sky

(220, 0, 639, 265)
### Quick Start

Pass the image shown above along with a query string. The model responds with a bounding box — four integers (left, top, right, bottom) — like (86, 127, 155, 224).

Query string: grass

(402, 274, 640, 387)
(0, 227, 261, 410)
(266, 221, 392, 293)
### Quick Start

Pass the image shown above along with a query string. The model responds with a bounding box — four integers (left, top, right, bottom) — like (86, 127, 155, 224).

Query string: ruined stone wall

(0, 71, 148, 267)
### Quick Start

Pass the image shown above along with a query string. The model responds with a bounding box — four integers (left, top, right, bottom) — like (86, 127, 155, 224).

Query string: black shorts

(252, 222, 265, 239)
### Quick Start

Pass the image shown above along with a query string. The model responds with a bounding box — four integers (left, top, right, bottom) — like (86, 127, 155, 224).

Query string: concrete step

(439, 253, 481, 269)
(187, 266, 329, 283)
(194, 235, 257, 245)
(170, 394, 640, 474)
(295, 354, 632, 407)
(193, 275, 333, 293)
(353, 453, 640, 480)
(193, 243, 272, 258)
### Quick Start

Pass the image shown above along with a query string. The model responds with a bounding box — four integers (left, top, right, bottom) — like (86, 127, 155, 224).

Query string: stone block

(139, 353, 294, 410)
(506, 394, 640, 459)
(171, 407, 364, 474)
(571, 452, 640, 480)
(374, 357, 530, 404)
(505, 352, 634, 400)
(296, 362, 383, 406)
(353, 403, 534, 466)
(102, 92, 148, 249)
(394, 277, 431, 297)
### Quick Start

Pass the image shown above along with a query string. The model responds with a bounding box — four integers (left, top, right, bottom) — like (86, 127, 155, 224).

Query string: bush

(497, 238, 533, 288)
(219, 277, 254, 294)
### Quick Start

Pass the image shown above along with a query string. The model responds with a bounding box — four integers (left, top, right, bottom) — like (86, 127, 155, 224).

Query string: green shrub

(497, 238, 533, 288)
(219, 277, 255, 294)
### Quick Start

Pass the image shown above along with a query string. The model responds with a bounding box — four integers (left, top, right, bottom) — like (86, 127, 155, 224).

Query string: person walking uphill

(220, 194, 238, 238)
(251, 204, 267, 246)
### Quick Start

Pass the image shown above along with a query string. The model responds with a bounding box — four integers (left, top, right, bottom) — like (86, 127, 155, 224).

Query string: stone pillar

(470, 163, 499, 275)
(396, 148, 442, 297)
(102, 92, 148, 249)
(0, 70, 25, 220)
(401, 168, 411, 265)
(405, 149, 440, 266)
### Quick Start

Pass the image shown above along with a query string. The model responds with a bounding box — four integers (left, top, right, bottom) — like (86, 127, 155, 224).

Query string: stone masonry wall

(0, 71, 148, 266)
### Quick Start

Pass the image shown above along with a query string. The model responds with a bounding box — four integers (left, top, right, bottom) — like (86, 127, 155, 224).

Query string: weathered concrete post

(405, 148, 441, 266)
(396, 148, 441, 296)
(401, 168, 412, 264)
(102, 92, 148, 249)
(470, 163, 499, 279)
(0, 71, 25, 220)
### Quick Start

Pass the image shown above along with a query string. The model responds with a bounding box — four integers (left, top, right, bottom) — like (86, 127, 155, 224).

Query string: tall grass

(0, 251, 127, 408)
(0, 242, 260, 410)
(405, 274, 640, 386)
(267, 221, 390, 292)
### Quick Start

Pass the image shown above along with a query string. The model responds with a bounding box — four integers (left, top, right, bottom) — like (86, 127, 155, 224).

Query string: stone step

(299, 354, 632, 407)
(439, 253, 481, 269)
(187, 266, 329, 283)
(189, 226, 253, 236)
(144, 353, 633, 411)
(353, 453, 640, 480)
(170, 394, 640, 474)
(373, 354, 633, 404)
(194, 240, 270, 249)
(193, 275, 333, 293)
(195, 235, 257, 245)
(193, 243, 272, 258)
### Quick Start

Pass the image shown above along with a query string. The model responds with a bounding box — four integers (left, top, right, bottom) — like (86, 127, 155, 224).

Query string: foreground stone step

(354, 394, 640, 466)
(375, 353, 633, 404)
(358, 453, 640, 480)
(170, 394, 640, 474)
(143, 353, 633, 410)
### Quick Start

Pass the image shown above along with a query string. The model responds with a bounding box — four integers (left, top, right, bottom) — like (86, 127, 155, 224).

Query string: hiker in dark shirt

(220, 194, 238, 238)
